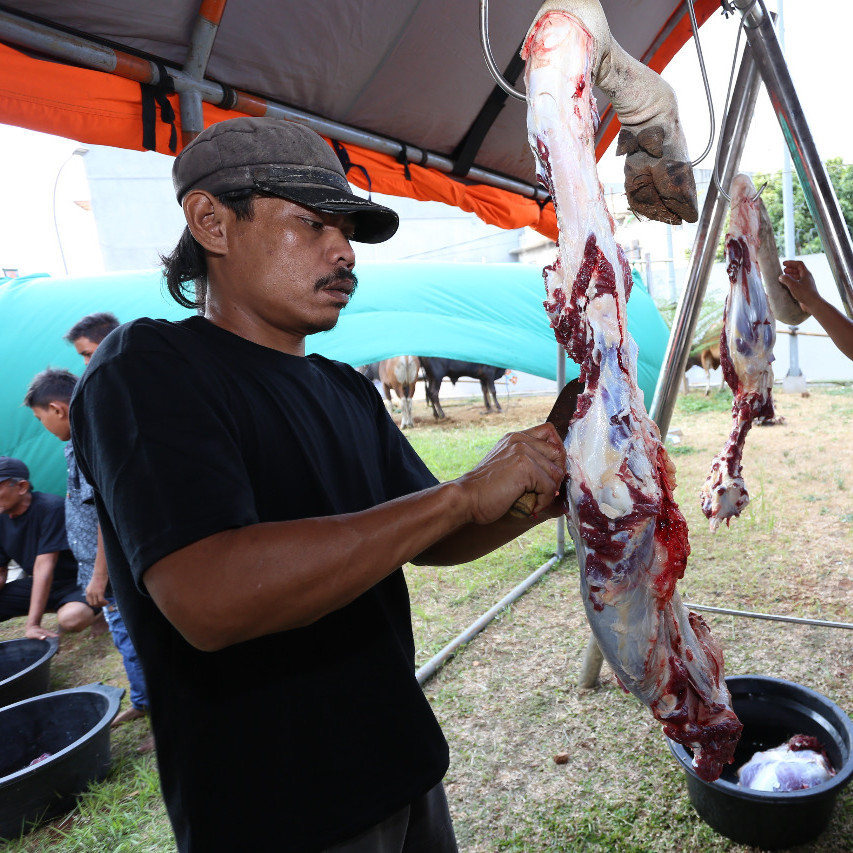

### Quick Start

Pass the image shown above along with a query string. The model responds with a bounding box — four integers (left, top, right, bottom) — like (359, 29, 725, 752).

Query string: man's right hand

(453, 422, 567, 525)
(86, 577, 109, 609)
(779, 260, 820, 313)
(25, 623, 58, 641)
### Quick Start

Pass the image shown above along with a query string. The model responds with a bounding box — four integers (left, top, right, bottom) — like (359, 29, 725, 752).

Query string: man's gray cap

(0, 457, 29, 483)
(172, 118, 399, 244)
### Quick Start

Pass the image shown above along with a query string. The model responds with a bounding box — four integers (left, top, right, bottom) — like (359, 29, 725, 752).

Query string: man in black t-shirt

(70, 118, 567, 853)
(0, 456, 99, 640)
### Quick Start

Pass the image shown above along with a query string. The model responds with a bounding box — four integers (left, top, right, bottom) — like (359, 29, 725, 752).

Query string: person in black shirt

(0, 456, 99, 639)
(70, 118, 566, 853)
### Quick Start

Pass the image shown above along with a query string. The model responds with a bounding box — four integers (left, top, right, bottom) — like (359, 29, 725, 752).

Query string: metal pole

(732, 0, 853, 317)
(649, 42, 764, 438)
(416, 555, 561, 685)
(684, 602, 853, 631)
(179, 0, 228, 144)
(666, 224, 677, 304)
(777, 0, 796, 261)
(644, 252, 654, 301)
(555, 346, 566, 559)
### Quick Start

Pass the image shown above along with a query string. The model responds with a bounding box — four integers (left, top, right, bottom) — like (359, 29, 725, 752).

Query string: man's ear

(50, 401, 70, 419)
(183, 190, 228, 255)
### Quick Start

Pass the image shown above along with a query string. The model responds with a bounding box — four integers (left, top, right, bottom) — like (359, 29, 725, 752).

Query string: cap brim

(254, 182, 399, 244)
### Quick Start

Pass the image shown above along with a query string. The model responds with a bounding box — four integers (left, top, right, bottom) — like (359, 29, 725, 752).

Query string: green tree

(655, 293, 726, 356)
(713, 158, 853, 261)
(754, 157, 853, 255)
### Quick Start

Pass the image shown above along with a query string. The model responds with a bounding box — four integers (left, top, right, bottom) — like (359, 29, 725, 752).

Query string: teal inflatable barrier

(0, 262, 669, 495)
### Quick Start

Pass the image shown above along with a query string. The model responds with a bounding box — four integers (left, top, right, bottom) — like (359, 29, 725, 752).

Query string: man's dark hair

(23, 368, 79, 409)
(161, 189, 266, 310)
(65, 312, 120, 344)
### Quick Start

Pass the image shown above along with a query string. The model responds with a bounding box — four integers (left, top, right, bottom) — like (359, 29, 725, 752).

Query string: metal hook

(685, 0, 716, 167)
(751, 181, 768, 201)
(710, 16, 747, 203)
(711, 13, 769, 204)
(479, 0, 526, 101)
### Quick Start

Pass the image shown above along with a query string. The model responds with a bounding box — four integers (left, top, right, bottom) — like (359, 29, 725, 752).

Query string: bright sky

(599, 0, 852, 182)
(0, 0, 849, 278)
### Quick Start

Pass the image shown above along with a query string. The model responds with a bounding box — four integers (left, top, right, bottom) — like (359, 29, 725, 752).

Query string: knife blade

(510, 377, 583, 518)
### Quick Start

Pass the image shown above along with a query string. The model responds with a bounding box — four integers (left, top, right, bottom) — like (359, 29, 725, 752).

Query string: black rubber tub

(667, 675, 853, 850)
(0, 637, 59, 707)
(0, 682, 123, 839)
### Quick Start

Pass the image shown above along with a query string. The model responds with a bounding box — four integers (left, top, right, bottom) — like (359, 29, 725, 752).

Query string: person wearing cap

(70, 117, 565, 853)
(0, 456, 101, 640)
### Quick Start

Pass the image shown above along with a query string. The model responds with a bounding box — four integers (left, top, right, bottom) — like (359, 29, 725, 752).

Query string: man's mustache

(315, 269, 358, 295)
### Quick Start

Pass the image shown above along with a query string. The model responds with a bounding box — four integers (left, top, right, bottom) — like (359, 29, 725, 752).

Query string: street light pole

(52, 146, 89, 275)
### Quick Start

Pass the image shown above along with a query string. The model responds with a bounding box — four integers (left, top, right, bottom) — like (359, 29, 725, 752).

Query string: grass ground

(1, 385, 851, 851)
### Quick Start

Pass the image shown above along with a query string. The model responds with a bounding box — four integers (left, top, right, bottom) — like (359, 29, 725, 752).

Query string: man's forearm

(27, 556, 57, 629)
(414, 508, 553, 566)
(809, 299, 853, 361)
(145, 480, 473, 651)
(89, 526, 110, 602)
(143, 422, 566, 651)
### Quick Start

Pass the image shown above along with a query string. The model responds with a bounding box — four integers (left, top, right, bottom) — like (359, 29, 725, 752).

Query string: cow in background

(683, 342, 723, 395)
(378, 356, 420, 429)
(356, 362, 381, 383)
(419, 357, 506, 419)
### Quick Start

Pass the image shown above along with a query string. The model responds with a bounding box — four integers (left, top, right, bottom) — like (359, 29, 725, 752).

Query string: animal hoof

(624, 156, 698, 224)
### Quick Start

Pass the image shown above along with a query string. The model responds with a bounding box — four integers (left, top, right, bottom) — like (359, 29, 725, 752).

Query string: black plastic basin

(0, 682, 123, 839)
(0, 637, 59, 707)
(667, 675, 853, 850)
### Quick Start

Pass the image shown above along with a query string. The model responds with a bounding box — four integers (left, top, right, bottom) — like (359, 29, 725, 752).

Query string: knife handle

(509, 491, 537, 518)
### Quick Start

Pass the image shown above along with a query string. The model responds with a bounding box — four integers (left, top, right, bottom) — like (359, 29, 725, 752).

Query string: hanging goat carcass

(522, 0, 741, 781)
(700, 174, 777, 531)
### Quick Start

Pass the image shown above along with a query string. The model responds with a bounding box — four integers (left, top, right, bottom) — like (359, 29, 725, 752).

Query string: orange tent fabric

(0, 0, 717, 240)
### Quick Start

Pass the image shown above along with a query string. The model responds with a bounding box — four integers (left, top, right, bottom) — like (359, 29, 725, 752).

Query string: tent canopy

(0, 262, 668, 495)
(0, 0, 718, 238)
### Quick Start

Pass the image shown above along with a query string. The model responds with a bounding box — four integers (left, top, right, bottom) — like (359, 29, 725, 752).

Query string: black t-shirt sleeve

(71, 339, 258, 588)
(33, 496, 70, 556)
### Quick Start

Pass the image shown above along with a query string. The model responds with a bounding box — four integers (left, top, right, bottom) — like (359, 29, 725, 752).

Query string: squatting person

(0, 456, 99, 639)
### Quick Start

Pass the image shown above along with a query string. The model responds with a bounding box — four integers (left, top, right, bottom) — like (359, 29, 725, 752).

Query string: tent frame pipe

(418, 345, 569, 687)
(416, 555, 560, 686)
(179, 0, 229, 143)
(0, 9, 550, 202)
(732, 0, 853, 315)
(683, 603, 853, 631)
(577, 42, 763, 691)
(555, 347, 566, 560)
